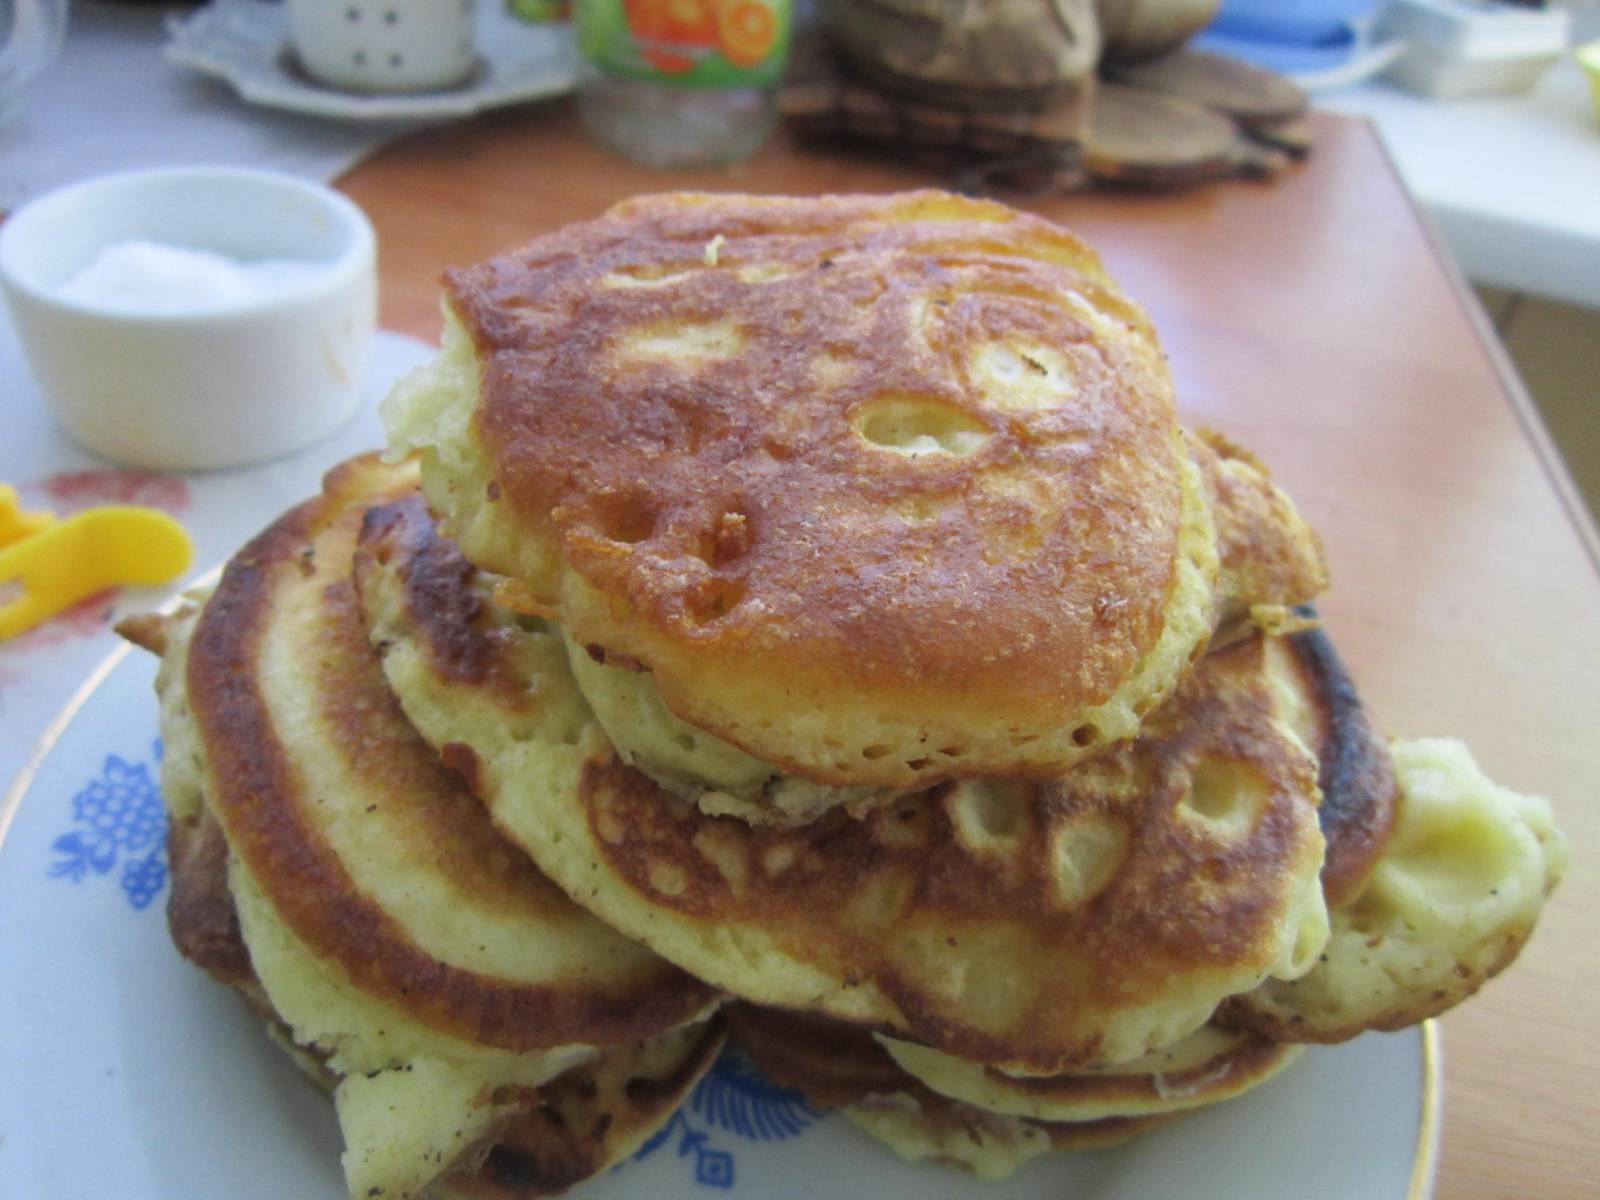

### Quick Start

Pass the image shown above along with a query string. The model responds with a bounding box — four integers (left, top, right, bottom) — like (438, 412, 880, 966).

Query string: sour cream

(56, 240, 328, 315)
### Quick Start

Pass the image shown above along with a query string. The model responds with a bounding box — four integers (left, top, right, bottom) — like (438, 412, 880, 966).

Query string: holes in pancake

(617, 317, 746, 363)
(737, 263, 796, 283)
(693, 825, 748, 894)
(853, 395, 991, 459)
(1071, 723, 1101, 749)
(762, 843, 799, 877)
(645, 857, 687, 898)
(601, 262, 697, 289)
(588, 492, 656, 546)
(1181, 759, 1269, 840)
(813, 349, 854, 389)
(762, 438, 795, 462)
(511, 612, 546, 635)
(695, 509, 753, 568)
(971, 341, 1076, 414)
(686, 576, 748, 625)
(842, 868, 914, 934)
(950, 780, 1028, 852)
(862, 744, 892, 761)
(1050, 813, 1130, 909)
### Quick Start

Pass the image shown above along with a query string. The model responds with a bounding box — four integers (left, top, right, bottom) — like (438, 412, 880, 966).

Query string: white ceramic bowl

(0, 167, 376, 471)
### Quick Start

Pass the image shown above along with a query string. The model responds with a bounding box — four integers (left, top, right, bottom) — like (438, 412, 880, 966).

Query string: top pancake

(178, 453, 716, 1067)
(386, 189, 1217, 787)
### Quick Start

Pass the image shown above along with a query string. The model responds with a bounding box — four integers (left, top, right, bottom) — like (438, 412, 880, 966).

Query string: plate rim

(0, 631, 1442, 1200)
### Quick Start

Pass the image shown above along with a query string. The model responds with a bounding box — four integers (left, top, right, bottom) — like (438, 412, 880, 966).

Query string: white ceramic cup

(286, 0, 479, 93)
(0, 167, 377, 472)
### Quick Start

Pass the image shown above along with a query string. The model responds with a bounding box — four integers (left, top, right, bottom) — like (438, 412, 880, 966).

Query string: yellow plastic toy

(0, 484, 55, 550)
(0, 490, 193, 642)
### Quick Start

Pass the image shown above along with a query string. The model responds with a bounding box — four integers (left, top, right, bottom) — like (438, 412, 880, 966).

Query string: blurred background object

(575, 0, 792, 167)
(1097, 0, 1220, 62)
(0, 0, 68, 120)
(284, 0, 480, 94)
(786, 0, 1309, 190)
(824, 0, 1099, 106)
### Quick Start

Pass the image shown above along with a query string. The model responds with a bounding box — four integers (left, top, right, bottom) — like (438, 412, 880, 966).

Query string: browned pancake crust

(1279, 612, 1399, 907)
(186, 455, 715, 1053)
(446, 190, 1189, 781)
(1220, 928, 1531, 1044)
(165, 807, 254, 992)
(572, 629, 1319, 1069)
(160, 806, 724, 1198)
(361, 495, 1324, 1071)
(440, 1020, 727, 1200)
(361, 494, 535, 707)
(1189, 428, 1327, 623)
(724, 1003, 909, 1109)
(964, 1034, 1285, 1111)
(725, 1005, 1173, 1152)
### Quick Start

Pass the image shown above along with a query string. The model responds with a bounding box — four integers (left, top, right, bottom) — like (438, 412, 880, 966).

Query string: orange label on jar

(579, 0, 790, 86)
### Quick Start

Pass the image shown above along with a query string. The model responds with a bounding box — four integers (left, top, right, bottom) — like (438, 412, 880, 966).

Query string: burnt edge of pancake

(454, 1020, 726, 1200)
(1285, 605, 1399, 908)
(360, 494, 533, 705)
(186, 460, 718, 1053)
(165, 806, 253, 991)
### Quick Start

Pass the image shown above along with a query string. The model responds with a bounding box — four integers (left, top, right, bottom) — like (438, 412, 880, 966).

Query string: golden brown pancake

(879, 1022, 1301, 1122)
(156, 795, 727, 1200)
(385, 189, 1220, 792)
(529, 421, 1327, 831)
(1188, 428, 1328, 634)
(1222, 737, 1566, 1042)
(355, 496, 1330, 1075)
(183, 454, 715, 1057)
(724, 1005, 1174, 1179)
(129, 453, 725, 1200)
(433, 1019, 726, 1200)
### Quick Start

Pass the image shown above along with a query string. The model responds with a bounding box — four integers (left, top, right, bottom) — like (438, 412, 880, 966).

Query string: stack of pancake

(124, 190, 1566, 1194)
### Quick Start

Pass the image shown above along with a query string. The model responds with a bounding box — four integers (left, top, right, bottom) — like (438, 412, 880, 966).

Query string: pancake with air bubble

(384, 190, 1222, 800)
(128, 454, 719, 1200)
(355, 497, 1331, 1076)
(557, 426, 1329, 828)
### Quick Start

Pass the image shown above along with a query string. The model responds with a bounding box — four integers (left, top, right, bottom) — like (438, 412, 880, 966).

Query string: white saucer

(164, 0, 577, 122)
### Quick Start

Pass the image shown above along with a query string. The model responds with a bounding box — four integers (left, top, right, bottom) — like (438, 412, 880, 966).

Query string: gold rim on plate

(0, 630, 1443, 1199)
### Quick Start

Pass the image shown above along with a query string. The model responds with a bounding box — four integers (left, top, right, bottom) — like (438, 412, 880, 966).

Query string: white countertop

(1319, 57, 1600, 310)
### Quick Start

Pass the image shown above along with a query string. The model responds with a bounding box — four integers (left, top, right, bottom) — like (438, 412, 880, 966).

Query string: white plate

(164, 0, 577, 122)
(0, 641, 1440, 1199)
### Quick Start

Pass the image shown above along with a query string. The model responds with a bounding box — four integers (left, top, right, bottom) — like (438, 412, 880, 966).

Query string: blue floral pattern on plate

(636, 1044, 824, 1189)
(48, 740, 167, 910)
